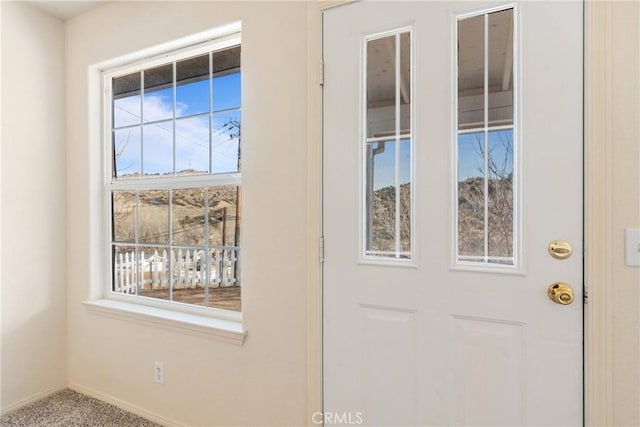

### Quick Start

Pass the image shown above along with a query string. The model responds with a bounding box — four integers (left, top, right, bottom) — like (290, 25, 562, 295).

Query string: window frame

(101, 32, 243, 321)
(451, 4, 523, 273)
(359, 26, 416, 267)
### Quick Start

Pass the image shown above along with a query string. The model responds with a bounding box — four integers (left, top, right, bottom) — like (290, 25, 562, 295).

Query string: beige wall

(610, 1, 640, 425)
(65, 2, 308, 425)
(0, 1, 67, 412)
(0, 1, 638, 425)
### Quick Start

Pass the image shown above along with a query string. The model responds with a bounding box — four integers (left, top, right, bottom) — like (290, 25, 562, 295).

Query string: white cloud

(113, 93, 240, 176)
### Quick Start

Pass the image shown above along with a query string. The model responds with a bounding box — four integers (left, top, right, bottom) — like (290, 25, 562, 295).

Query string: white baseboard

(0, 386, 67, 416)
(67, 383, 185, 427)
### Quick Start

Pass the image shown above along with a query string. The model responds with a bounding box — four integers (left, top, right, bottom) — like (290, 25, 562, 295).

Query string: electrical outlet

(154, 362, 164, 384)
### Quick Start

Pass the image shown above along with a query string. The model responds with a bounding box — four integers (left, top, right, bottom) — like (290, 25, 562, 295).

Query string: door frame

(305, 1, 613, 425)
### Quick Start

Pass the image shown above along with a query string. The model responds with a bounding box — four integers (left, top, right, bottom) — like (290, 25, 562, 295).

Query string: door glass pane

(488, 9, 514, 127)
(366, 140, 396, 255)
(456, 8, 516, 267)
(363, 30, 412, 261)
(458, 132, 485, 258)
(399, 32, 411, 136)
(458, 15, 485, 130)
(487, 130, 514, 262)
(399, 138, 411, 254)
(366, 35, 396, 139)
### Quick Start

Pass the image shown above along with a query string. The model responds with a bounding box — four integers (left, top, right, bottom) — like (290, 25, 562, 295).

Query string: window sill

(83, 299, 247, 345)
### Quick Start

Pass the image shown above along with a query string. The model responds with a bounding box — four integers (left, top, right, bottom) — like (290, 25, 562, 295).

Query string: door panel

(361, 305, 417, 425)
(451, 315, 525, 426)
(323, 1, 583, 426)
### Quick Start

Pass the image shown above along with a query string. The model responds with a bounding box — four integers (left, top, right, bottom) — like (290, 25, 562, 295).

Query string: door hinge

(320, 61, 324, 86)
(319, 236, 325, 263)
(584, 287, 589, 305)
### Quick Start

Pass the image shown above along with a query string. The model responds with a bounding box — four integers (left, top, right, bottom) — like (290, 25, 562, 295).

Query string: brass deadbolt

(548, 240, 573, 260)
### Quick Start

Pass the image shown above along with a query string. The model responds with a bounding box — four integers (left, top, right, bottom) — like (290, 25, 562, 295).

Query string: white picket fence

(114, 246, 240, 294)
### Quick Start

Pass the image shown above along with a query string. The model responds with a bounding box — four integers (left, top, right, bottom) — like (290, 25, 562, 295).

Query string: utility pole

(222, 207, 227, 246)
(234, 121, 241, 285)
(234, 120, 241, 248)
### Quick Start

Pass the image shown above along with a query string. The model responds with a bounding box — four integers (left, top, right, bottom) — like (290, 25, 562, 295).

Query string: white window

(362, 28, 413, 262)
(104, 36, 242, 313)
(456, 7, 517, 267)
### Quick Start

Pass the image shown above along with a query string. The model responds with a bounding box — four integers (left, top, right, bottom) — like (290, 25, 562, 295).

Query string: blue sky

(369, 139, 410, 190)
(114, 69, 511, 184)
(369, 130, 513, 190)
(458, 130, 513, 181)
(113, 72, 241, 177)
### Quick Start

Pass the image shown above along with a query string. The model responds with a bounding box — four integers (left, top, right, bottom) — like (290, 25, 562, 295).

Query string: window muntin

(456, 8, 516, 266)
(112, 45, 241, 179)
(363, 29, 412, 261)
(107, 40, 242, 312)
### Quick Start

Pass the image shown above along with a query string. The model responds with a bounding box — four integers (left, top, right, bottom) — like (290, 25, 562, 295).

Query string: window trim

(104, 33, 240, 83)
(359, 26, 416, 267)
(451, 4, 523, 274)
(83, 299, 246, 344)
(90, 25, 245, 332)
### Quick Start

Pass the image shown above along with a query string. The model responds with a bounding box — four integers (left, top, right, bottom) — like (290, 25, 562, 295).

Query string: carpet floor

(0, 389, 161, 427)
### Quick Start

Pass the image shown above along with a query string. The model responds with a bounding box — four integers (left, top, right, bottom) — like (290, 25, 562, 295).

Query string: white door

(323, 1, 583, 426)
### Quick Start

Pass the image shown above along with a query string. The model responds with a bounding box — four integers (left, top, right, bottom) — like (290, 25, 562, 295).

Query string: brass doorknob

(548, 282, 574, 305)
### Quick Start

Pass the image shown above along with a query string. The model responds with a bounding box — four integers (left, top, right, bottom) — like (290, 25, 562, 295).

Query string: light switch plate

(625, 229, 640, 267)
